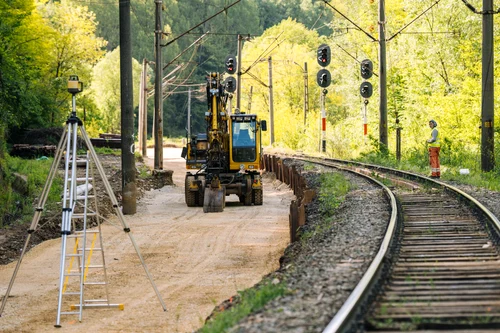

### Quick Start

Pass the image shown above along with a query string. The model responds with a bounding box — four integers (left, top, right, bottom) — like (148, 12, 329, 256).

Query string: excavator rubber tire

(253, 189, 263, 205)
(195, 175, 206, 207)
(244, 177, 252, 206)
(244, 193, 252, 206)
(185, 175, 196, 207)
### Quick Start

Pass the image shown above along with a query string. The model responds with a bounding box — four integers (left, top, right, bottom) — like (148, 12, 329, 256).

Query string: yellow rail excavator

(181, 72, 267, 213)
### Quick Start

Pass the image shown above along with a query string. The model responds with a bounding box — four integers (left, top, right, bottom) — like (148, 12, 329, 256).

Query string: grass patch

(357, 148, 500, 191)
(1, 155, 62, 227)
(300, 172, 352, 243)
(93, 147, 121, 155)
(318, 172, 352, 216)
(199, 279, 287, 333)
(137, 164, 151, 179)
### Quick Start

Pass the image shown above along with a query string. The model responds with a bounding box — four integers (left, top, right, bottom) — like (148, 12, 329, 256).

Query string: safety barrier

(262, 155, 316, 242)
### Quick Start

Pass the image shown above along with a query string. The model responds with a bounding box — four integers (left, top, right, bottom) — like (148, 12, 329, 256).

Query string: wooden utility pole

(141, 59, 148, 156)
(138, 63, 144, 155)
(154, 0, 163, 169)
(138, 58, 148, 157)
(481, 0, 495, 171)
(119, 0, 136, 214)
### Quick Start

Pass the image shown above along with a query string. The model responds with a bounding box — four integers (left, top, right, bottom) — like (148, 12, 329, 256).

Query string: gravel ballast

(213, 161, 391, 333)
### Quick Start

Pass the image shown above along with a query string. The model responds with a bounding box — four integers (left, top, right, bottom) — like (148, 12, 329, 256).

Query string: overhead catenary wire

(242, 38, 286, 80)
(243, 32, 284, 74)
(321, 0, 377, 41)
(309, 5, 325, 30)
(162, 0, 241, 47)
(163, 32, 209, 71)
(460, 0, 500, 14)
(162, 56, 213, 101)
(387, 0, 443, 41)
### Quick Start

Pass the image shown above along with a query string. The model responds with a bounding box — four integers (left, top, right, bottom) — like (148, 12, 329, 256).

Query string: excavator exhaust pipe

(203, 179, 225, 213)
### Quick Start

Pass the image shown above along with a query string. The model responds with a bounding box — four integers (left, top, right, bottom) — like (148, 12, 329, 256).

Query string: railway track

(294, 157, 500, 332)
(367, 191, 500, 331)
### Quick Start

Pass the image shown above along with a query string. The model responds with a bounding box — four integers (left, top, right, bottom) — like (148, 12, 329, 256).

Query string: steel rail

(319, 156, 500, 235)
(293, 157, 400, 333)
(297, 155, 500, 332)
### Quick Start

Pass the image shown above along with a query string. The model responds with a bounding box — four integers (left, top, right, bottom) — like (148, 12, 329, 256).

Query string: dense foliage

(1, 0, 499, 170)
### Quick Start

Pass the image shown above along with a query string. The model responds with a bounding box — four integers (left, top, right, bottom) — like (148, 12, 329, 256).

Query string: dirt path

(0, 148, 293, 332)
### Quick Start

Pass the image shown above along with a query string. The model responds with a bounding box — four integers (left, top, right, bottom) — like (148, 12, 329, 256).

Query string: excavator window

(232, 120, 256, 162)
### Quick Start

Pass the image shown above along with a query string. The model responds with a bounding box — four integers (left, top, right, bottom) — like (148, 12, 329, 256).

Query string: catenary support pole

(187, 87, 191, 140)
(481, 0, 495, 171)
(237, 34, 243, 111)
(268, 56, 275, 145)
(154, 0, 163, 170)
(119, 0, 136, 214)
(304, 62, 309, 126)
(379, 0, 388, 152)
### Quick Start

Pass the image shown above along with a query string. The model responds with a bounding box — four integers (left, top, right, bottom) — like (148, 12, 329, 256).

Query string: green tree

(0, 0, 54, 133)
(39, 0, 107, 126)
(88, 47, 142, 134)
(241, 18, 322, 150)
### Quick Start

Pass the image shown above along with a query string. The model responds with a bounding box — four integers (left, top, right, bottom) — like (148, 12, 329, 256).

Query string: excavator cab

(230, 115, 261, 168)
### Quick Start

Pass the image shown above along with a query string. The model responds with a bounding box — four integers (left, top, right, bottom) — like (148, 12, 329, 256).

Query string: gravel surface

(213, 160, 391, 333)
(0, 150, 293, 333)
(0, 154, 164, 265)
(450, 183, 500, 221)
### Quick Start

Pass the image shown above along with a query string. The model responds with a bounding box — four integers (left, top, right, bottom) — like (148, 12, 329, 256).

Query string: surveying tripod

(0, 75, 167, 327)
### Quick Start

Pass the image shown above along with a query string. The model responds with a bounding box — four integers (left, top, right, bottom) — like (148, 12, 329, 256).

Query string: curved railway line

(268, 155, 500, 332)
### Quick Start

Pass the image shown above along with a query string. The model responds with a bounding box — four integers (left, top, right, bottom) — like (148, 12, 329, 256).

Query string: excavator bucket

(203, 178, 225, 213)
(203, 187, 225, 213)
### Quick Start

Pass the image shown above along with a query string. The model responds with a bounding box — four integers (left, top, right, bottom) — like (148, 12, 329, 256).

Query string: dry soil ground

(0, 148, 294, 332)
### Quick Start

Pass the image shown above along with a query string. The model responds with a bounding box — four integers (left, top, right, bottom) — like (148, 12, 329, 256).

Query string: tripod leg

(79, 126, 167, 311)
(55, 121, 79, 327)
(0, 128, 68, 317)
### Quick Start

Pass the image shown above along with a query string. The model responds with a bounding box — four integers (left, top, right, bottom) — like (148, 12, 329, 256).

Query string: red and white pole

(363, 99, 368, 136)
(321, 90, 327, 152)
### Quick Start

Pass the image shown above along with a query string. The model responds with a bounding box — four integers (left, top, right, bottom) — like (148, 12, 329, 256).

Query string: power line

(163, 0, 241, 47)
(171, 31, 259, 37)
(243, 33, 285, 74)
(460, 0, 500, 14)
(321, 0, 376, 42)
(400, 31, 459, 35)
(387, 0, 443, 41)
(71, 0, 115, 4)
